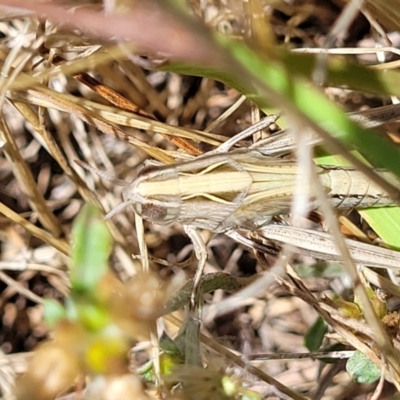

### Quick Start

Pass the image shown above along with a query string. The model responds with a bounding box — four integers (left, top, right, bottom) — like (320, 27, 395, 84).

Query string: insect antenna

(104, 200, 133, 219)
(75, 159, 133, 219)
(74, 159, 129, 187)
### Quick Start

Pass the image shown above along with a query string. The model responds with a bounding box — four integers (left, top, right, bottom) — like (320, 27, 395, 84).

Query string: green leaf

(43, 299, 67, 327)
(140, 333, 185, 381)
(359, 208, 400, 249)
(304, 317, 328, 351)
(346, 350, 381, 383)
(70, 204, 112, 294)
(63, 296, 110, 331)
(75, 302, 110, 332)
(160, 332, 184, 358)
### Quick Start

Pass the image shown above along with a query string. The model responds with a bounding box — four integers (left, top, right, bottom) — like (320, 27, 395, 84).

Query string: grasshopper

(104, 110, 400, 231)
(117, 149, 399, 232)
(79, 113, 400, 289)
(82, 118, 399, 298)
(79, 111, 400, 365)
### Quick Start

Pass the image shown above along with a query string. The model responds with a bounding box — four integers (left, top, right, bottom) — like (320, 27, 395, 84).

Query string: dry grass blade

(8, 78, 177, 164)
(48, 53, 202, 156)
(0, 202, 69, 255)
(0, 271, 43, 304)
(0, 25, 62, 237)
(362, 0, 400, 31)
(0, 116, 62, 236)
(9, 87, 225, 148)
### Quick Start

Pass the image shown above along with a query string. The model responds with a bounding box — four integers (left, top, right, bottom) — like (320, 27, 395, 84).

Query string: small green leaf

(43, 299, 67, 327)
(160, 332, 183, 358)
(346, 350, 381, 383)
(75, 302, 110, 331)
(70, 204, 112, 294)
(140, 334, 185, 381)
(159, 332, 184, 373)
(336, 298, 363, 320)
(304, 317, 328, 351)
(175, 319, 202, 366)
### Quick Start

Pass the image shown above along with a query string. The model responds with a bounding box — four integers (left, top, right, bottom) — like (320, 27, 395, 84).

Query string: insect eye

(140, 203, 168, 222)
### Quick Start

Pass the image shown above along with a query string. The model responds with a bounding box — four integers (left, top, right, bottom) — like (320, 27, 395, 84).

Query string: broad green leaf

(304, 317, 328, 351)
(159, 332, 184, 358)
(346, 350, 381, 383)
(359, 208, 400, 249)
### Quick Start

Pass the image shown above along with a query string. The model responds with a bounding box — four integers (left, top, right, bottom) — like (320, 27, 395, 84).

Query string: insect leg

(212, 115, 279, 153)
